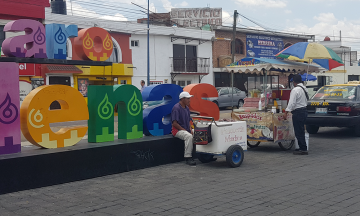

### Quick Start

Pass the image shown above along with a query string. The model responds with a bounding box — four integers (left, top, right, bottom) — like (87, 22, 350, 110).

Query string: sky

(64, 0, 360, 59)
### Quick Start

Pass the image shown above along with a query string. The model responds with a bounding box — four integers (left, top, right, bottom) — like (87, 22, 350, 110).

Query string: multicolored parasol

(276, 42, 344, 71)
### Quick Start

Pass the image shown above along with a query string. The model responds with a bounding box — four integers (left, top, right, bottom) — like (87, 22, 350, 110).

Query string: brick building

(213, 26, 315, 92)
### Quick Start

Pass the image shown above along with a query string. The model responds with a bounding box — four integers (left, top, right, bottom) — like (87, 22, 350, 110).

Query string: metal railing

(170, 57, 210, 74)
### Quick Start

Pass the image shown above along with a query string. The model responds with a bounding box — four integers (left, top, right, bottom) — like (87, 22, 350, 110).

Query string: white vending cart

(193, 116, 247, 168)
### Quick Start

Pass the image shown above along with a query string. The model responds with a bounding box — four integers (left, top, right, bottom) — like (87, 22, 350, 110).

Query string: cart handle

(192, 116, 233, 127)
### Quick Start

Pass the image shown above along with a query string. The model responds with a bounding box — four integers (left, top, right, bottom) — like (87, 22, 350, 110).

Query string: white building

(44, 8, 215, 90)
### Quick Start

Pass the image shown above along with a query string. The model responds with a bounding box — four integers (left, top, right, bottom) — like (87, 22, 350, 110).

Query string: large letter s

(183, 84, 219, 120)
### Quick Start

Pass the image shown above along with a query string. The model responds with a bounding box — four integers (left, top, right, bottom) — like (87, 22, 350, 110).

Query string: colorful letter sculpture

(183, 83, 220, 120)
(142, 84, 183, 136)
(2, 19, 47, 58)
(0, 63, 21, 155)
(46, 24, 78, 59)
(113, 85, 143, 140)
(87, 85, 143, 143)
(20, 85, 89, 148)
(74, 27, 113, 61)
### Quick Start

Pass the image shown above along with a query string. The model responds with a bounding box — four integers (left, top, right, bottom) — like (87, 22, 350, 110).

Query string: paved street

(5, 126, 360, 216)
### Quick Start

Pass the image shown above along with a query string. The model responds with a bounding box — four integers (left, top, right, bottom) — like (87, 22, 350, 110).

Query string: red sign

(19, 63, 35, 76)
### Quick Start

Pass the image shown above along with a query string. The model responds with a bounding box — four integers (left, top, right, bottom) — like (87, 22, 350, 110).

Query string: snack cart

(231, 111, 295, 150)
(226, 58, 322, 150)
(192, 116, 247, 167)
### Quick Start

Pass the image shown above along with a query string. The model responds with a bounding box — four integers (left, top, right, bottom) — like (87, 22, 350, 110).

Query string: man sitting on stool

(171, 92, 196, 166)
(285, 74, 309, 155)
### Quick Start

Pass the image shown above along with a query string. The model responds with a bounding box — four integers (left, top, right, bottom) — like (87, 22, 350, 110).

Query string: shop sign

(170, 8, 222, 27)
(246, 34, 284, 59)
(19, 63, 35, 76)
(0, 61, 220, 154)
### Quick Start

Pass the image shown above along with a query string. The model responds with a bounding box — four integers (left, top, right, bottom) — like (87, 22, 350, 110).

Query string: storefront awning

(42, 65, 83, 74)
(226, 57, 323, 74)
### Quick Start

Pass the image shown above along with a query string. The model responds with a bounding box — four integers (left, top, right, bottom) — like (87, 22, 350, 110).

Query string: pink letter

(2, 19, 47, 58)
(0, 63, 21, 155)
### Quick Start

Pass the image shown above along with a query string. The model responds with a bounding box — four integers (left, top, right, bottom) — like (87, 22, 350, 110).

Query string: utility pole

(231, 10, 237, 110)
(147, 0, 150, 86)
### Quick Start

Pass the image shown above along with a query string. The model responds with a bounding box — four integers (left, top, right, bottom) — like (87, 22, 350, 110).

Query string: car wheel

(237, 99, 244, 108)
(306, 125, 319, 134)
(213, 101, 219, 108)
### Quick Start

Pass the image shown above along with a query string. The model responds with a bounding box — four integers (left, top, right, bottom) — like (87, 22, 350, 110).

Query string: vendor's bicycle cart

(231, 111, 295, 151)
(192, 116, 247, 168)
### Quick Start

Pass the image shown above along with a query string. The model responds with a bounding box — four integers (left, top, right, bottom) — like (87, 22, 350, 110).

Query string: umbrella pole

(305, 59, 310, 84)
(264, 69, 267, 112)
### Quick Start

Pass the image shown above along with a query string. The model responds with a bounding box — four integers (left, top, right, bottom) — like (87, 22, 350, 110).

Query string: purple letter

(2, 19, 47, 58)
(0, 63, 21, 155)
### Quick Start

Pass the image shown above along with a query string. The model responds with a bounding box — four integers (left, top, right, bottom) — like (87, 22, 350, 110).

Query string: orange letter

(183, 83, 219, 120)
(20, 85, 89, 148)
(74, 27, 113, 61)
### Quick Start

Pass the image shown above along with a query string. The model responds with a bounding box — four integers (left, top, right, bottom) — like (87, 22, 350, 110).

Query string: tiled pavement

(2, 126, 360, 216)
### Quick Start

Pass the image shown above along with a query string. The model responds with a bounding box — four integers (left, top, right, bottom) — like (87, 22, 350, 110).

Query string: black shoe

(293, 150, 308, 155)
(185, 158, 196, 166)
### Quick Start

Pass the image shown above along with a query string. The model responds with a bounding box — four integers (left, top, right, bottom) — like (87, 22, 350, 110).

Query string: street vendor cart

(225, 58, 323, 150)
(192, 116, 247, 167)
(232, 111, 295, 150)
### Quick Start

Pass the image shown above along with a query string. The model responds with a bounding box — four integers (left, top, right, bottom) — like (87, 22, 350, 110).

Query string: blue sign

(246, 34, 284, 59)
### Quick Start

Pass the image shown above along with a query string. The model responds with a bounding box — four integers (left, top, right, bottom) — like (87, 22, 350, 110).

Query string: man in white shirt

(285, 74, 309, 155)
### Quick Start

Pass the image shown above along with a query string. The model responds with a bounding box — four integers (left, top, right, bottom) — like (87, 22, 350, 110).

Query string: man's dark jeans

(292, 108, 308, 151)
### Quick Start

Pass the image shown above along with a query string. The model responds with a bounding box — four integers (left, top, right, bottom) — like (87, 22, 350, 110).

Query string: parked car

(210, 87, 246, 108)
(306, 82, 360, 136)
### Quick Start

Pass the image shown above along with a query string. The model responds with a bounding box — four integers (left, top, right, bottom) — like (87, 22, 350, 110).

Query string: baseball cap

(293, 74, 303, 83)
(179, 91, 193, 99)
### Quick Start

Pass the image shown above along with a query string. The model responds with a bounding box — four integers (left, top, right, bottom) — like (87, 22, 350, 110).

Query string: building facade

(212, 26, 314, 92)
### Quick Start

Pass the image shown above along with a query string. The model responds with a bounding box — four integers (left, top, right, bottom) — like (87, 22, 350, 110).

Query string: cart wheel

(198, 154, 216, 163)
(278, 140, 295, 151)
(247, 141, 261, 148)
(226, 145, 244, 168)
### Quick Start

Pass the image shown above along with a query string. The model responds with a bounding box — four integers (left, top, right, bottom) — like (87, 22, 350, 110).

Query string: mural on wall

(78, 78, 89, 97)
(142, 84, 183, 136)
(74, 27, 113, 61)
(2, 19, 47, 58)
(0, 63, 21, 155)
(20, 85, 89, 148)
(183, 83, 220, 121)
(87, 85, 143, 143)
(46, 24, 78, 59)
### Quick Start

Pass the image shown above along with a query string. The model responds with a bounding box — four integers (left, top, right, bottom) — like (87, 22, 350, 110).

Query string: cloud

(314, 13, 337, 24)
(284, 13, 360, 58)
(234, 0, 287, 8)
(285, 9, 292, 14)
(159, 0, 174, 12)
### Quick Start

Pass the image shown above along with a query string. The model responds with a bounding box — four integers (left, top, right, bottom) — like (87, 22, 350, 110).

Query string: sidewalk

(4, 126, 360, 216)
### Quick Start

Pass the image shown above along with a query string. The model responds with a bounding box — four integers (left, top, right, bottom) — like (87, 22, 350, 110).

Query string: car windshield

(312, 86, 357, 100)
